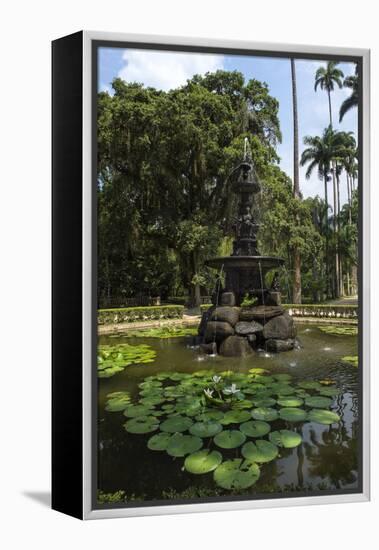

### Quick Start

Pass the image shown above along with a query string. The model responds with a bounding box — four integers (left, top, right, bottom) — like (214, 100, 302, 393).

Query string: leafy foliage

(97, 343, 156, 378)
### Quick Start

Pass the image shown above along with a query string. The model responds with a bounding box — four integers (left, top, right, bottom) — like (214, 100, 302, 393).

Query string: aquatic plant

(97, 343, 156, 378)
(318, 325, 358, 336)
(104, 368, 342, 491)
(342, 355, 358, 367)
(122, 325, 198, 339)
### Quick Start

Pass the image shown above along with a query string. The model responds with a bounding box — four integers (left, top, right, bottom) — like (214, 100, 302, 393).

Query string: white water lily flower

(212, 375, 222, 384)
(203, 388, 214, 398)
(223, 383, 239, 395)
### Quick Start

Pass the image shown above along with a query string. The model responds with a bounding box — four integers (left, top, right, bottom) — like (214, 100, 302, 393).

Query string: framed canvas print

(52, 31, 370, 519)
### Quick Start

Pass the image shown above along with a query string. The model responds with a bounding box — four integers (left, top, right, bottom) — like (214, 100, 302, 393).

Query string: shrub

(98, 305, 184, 325)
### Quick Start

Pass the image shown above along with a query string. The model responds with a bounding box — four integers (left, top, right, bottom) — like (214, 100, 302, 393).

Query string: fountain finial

(243, 137, 252, 163)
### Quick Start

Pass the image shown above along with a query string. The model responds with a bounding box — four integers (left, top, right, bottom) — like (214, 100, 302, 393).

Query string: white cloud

(118, 49, 224, 91)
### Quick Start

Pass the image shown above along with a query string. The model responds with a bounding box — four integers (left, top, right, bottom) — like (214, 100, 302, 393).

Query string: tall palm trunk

(327, 90, 339, 298)
(324, 173, 330, 298)
(291, 58, 302, 304)
(336, 170, 343, 296)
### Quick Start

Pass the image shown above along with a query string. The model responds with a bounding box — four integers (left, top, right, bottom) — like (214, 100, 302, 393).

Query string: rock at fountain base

(220, 292, 236, 306)
(240, 305, 284, 322)
(219, 335, 253, 357)
(266, 338, 295, 352)
(235, 320, 263, 336)
(265, 291, 282, 306)
(200, 342, 217, 355)
(262, 312, 296, 340)
(204, 321, 234, 343)
(210, 306, 240, 326)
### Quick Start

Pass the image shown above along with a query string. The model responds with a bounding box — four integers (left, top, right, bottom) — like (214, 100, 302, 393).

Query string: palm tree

(314, 61, 344, 296)
(314, 61, 344, 127)
(291, 58, 301, 304)
(300, 126, 346, 298)
(339, 66, 358, 122)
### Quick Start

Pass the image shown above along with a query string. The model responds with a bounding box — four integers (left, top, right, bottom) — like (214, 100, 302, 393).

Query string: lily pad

(213, 459, 260, 490)
(251, 407, 278, 422)
(123, 404, 155, 418)
(147, 432, 172, 451)
(279, 407, 308, 422)
(248, 368, 269, 375)
(213, 430, 246, 449)
(297, 381, 323, 391)
(221, 410, 251, 425)
(105, 395, 131, 412)
(123, 416, 159, 434)
(305, 396, 333, 408)
(342, 355, 358, 367)
(269, 430, 302, 448)
(308, 409, 340, 425)
(189, 421, 223, 438)
(318, 387, 339, 397)
(195, 410, 224, 422)
(166, 433, 203, 457)
(252, 397, 276, 407)
(184, 449, 222, 474)
(277, 397, 304, 407)
(160, 415, 193, 433)
(239, 420, 271, 438)
(241, 440, 279, 463)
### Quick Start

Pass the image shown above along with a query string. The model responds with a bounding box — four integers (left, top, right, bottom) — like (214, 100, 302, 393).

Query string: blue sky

(98, 47, 357, 207)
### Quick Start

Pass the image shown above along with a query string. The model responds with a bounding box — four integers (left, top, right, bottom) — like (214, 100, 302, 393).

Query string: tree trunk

(328, 90, 333, 127)
(291, 58, 302, 304)
(324, 174, 331, 298)
(332, 165, 339, 298)
(336, 171, 343, 296)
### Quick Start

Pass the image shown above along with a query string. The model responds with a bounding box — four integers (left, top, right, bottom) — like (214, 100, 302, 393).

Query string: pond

(97, 323, 359, 505)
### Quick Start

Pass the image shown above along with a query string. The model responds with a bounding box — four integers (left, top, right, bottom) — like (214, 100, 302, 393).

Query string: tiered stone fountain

(199, 142, 297, 356)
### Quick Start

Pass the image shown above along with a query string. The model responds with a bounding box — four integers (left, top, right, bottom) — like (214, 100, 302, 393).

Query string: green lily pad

(123, 416, 159, 434)
(184, 449, 222, 474)
(318, 387, 339, 397)
(166, 433, 203, 457)
(251, 407, 278, 422)
(277, 397, 304, 407)
(305, 396, 333, 408)
(308, 409, 340, 425)
(241, 440, 279, 463)
(105, 396, 131, 412)
(248, 368, 269, 375)
(221, 410, 251, 425)
(274, 374, 292, 381)
(195, 409, 224, 422)
(213, 459, 260, 490)
(213, 430, 246, 449)
(160, 415, 193, 433)
(123, 404, 155, 418)
(271, 384, 294, 395)
(239, 420, 271, 438)
(252, 397, 276, 407)
(279, 408, 308, 422)
(139, 396, 166, 406)
(269, 429, 302, 448)
(342, 355, 358, 367)
(189, 421, 223, 438)
(147, 432, 172, 451)
(297, 381, 323, 391)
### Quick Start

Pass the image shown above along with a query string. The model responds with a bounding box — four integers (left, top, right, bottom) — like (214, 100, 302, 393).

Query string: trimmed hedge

(98, 305, 184, 325)
(284, 304, 357, 319)
(200, 303, 357, 319)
